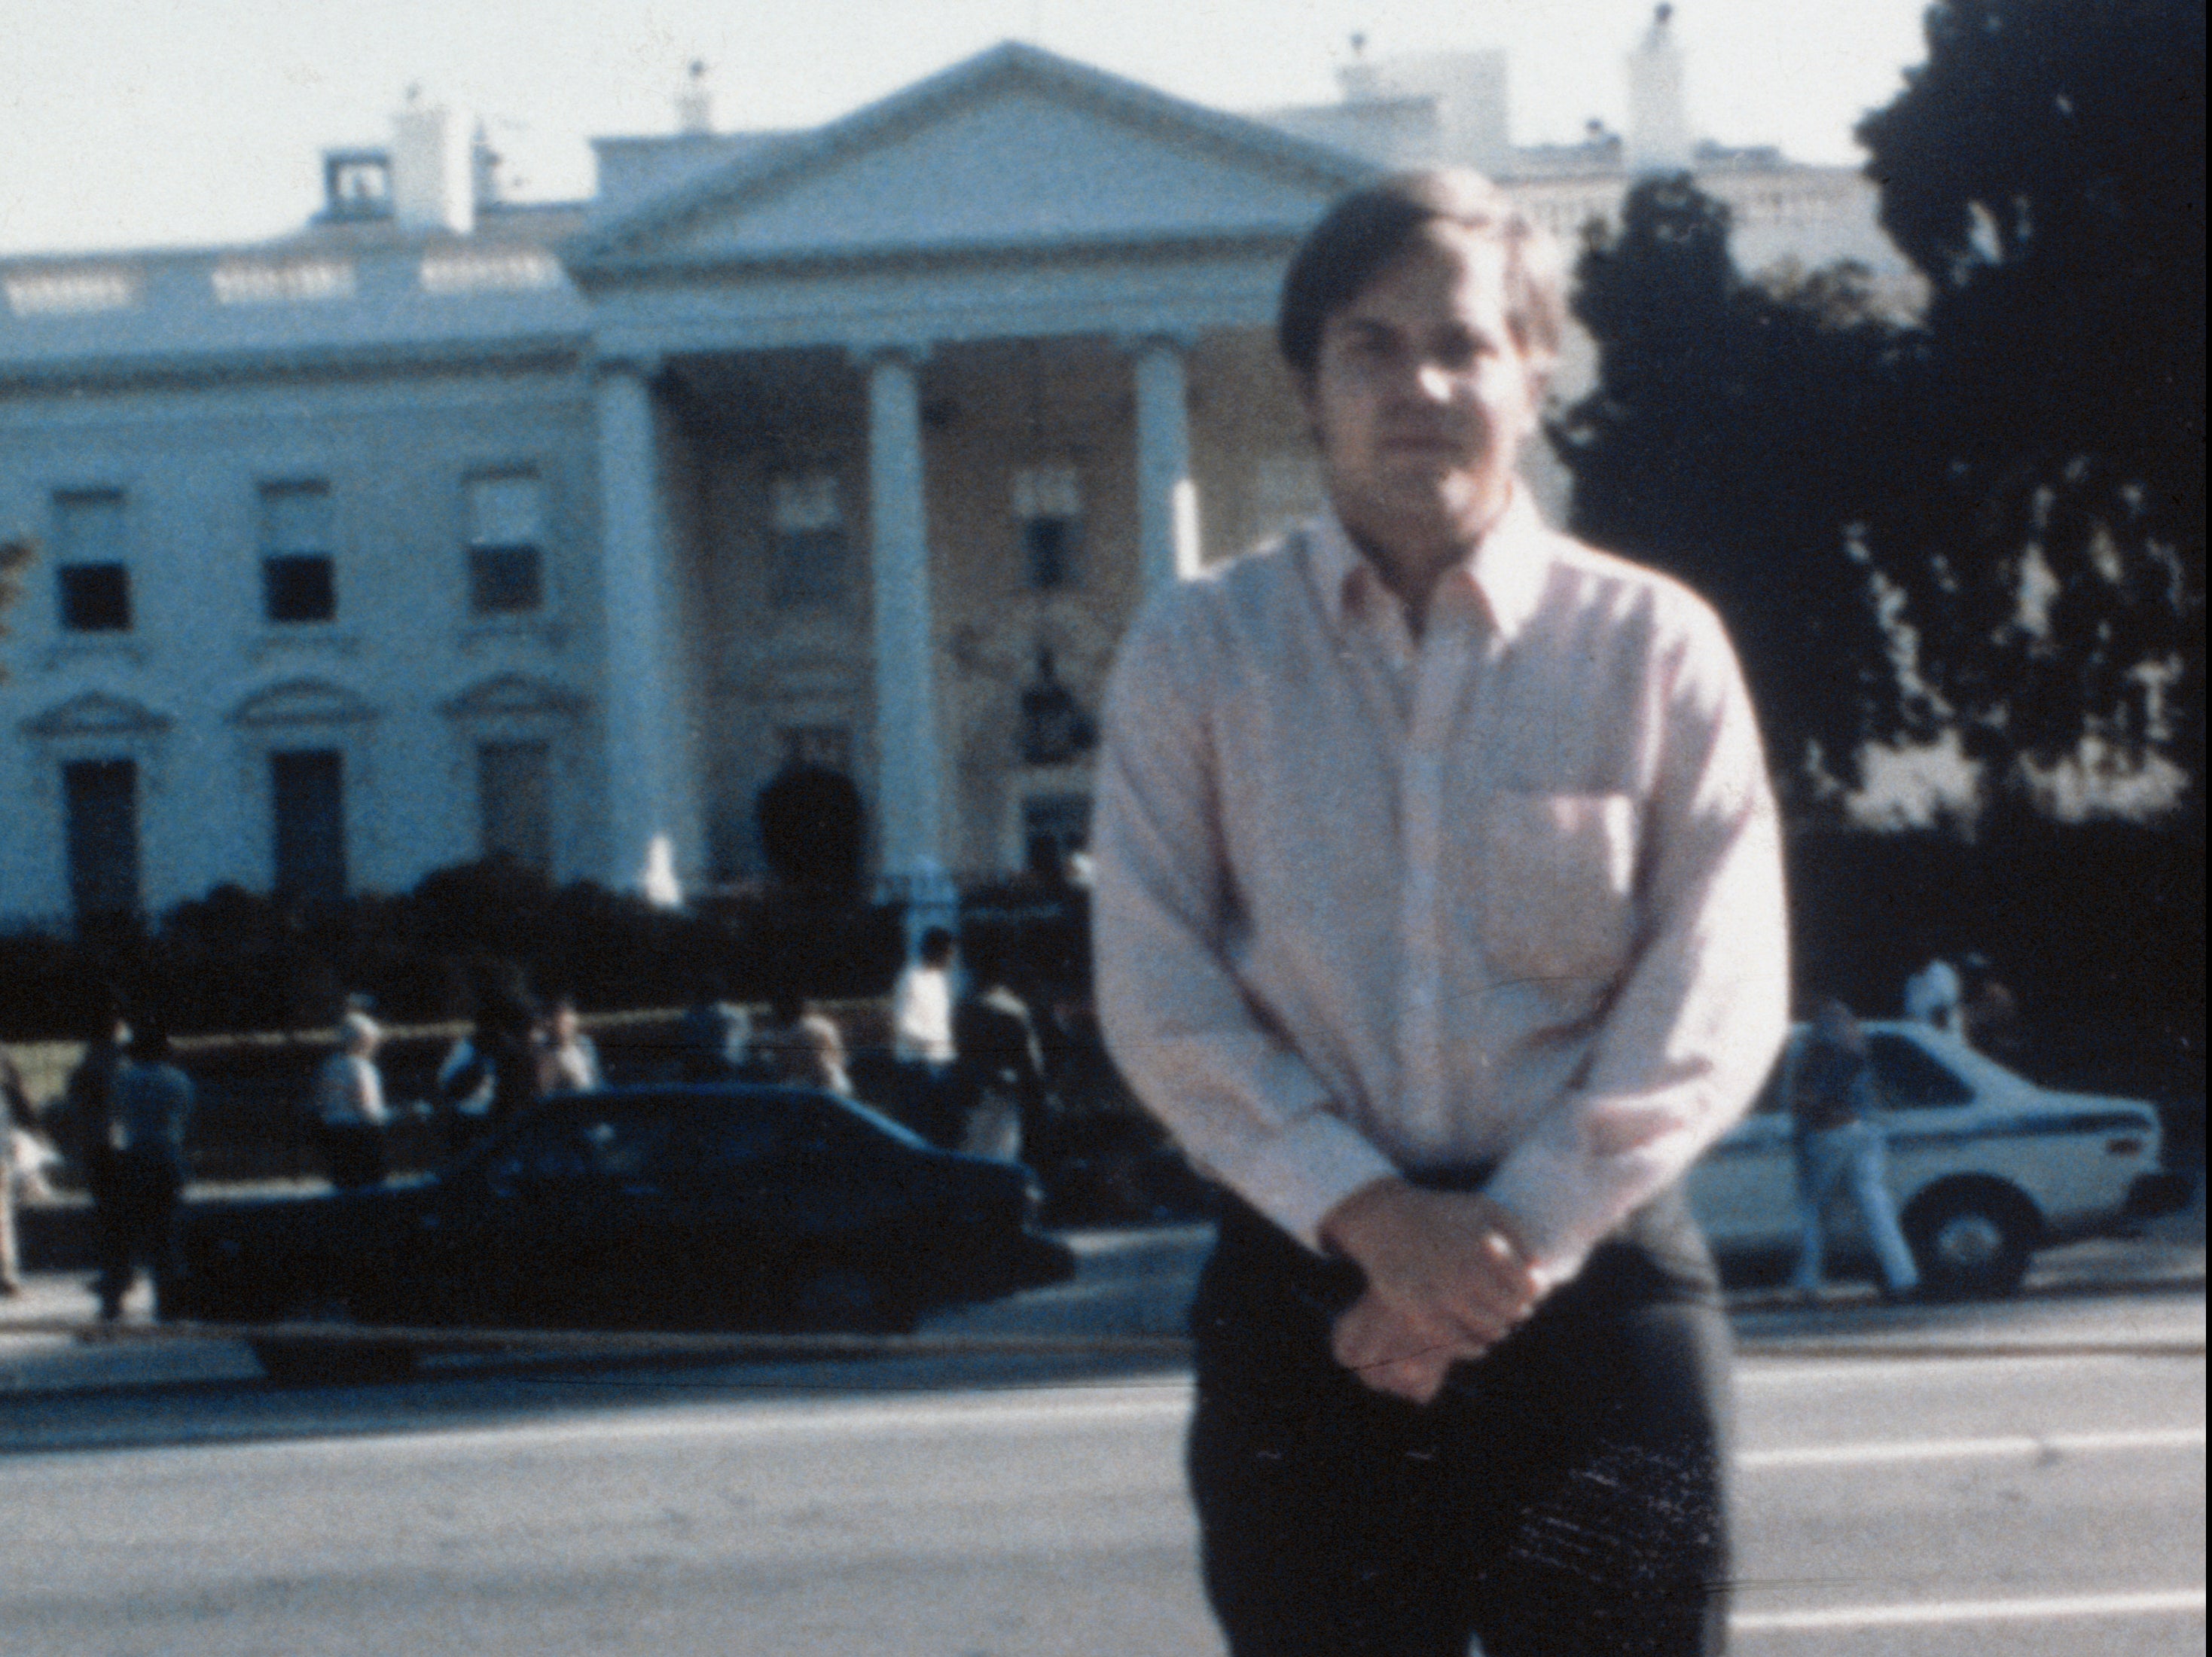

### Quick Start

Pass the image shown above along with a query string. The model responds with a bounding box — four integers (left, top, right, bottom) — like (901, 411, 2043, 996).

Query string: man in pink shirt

(1095, 171, 1788, 1655)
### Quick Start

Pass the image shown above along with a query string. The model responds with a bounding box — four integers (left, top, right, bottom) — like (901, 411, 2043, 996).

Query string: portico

(564, 43, 1370, 903)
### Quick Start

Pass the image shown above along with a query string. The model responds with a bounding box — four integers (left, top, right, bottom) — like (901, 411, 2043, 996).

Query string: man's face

(1301, 224, 1546, 569)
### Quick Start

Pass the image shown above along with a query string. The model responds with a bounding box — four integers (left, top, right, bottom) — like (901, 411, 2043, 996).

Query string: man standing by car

(1095, 170, 1788, 1655)
(1787, 999, 1920, 1301)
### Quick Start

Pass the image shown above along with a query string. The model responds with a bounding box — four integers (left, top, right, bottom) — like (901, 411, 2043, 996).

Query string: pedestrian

(1958, 954, 2023, 1062)
(535, 996, 603, 1094)
(1787, 999, 1920, 1301)
(62, 999, 130, 1298)
(677, 975, 750, 1082)
(93, 1019, 195, 1320)
(951, 936, 1050, 1163)
(1094, 169, 1789, 1655)
(1902, 956, 1964, 1037)
(313, 1011, 390, 1189)
(0, 1044, 32, 1295)
(750, 990, 853, 1096)
(891, 927, 960, 1145)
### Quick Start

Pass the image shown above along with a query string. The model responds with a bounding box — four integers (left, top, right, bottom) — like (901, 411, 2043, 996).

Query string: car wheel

(1905, 1182, 2037, 1299)
(249, 1335, 418, 1385)
(789, 1266, 916, 1335)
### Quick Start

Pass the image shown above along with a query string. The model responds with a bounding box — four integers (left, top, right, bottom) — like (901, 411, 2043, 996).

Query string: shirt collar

(1306, 485, 1553, 646)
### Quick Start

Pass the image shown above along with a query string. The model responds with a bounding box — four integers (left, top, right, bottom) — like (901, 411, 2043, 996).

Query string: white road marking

(1741, 1425, 2205, 1469)
(1734, 1587, 2205, 1632)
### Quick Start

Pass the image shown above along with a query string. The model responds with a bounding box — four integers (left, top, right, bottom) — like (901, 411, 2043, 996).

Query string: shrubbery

(0, 859, 907, 1041)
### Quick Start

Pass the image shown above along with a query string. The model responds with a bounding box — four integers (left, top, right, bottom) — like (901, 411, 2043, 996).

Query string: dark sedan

(165, 1085, 1077, 1381)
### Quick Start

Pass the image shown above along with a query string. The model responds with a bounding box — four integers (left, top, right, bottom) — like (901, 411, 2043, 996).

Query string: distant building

(0, 26, 1907, 929)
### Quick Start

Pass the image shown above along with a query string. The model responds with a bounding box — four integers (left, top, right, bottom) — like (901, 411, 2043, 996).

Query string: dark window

(770, 526, 848, 607)
(768, 474, 846, 607)
(270, 749, 346, 903)
(477, 740, 552, 873)
(1023, 792, 1091, 878)
(468, 546, 543, 615)
(468, 475, 545, 616)
(1023, 516, 1082, 590)
(261, 554, 336, 623)
(62, 758, 141, 920)
(1868, 1033, 1975, 1109)
(57, 563, 132, 632)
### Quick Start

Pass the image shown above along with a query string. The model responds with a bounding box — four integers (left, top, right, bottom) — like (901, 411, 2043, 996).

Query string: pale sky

(0, 0, 1934, 256)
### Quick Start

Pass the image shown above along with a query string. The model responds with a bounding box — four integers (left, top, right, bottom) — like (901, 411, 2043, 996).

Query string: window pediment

(438, 671, 586, 720)
(228, 677, 378, 728)
(20, 689, 169, 739)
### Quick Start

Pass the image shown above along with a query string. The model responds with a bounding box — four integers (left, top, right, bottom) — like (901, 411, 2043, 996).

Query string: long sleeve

(1094, 591, 1399, 1250)
(1480, 606, 1790, 1283)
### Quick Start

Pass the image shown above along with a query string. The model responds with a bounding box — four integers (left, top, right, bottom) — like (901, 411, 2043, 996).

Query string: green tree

(1857, 0, 2206, 813)
(1548, 176, 1918, 807)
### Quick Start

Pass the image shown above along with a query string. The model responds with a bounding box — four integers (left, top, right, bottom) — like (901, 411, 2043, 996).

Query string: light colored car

(1688, 1020, 2188, 1297)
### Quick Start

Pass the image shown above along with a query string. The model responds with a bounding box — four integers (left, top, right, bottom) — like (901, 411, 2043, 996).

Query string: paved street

(0, 1316, 2201, 1655)
(0, 1216, 2201, 1656)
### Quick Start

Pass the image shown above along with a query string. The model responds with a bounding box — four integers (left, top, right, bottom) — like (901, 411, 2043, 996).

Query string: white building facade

(0, 38, 1904, 930)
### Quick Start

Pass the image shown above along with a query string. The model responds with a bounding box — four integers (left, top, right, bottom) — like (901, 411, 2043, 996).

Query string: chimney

(675, 60, 712, 136)
(1626, 4, 1692, 174)
(470, 121, 502, 214)
(390, 87, 474, 234)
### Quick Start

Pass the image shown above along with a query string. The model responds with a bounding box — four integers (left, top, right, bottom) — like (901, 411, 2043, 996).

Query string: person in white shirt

(314, 1012, 390, 1189)
(890, 927, 960, 1143)
(1904, 957, 1964, 1036)
(892, 927, 958, 1065)
(1095, 169, 1786, 1656)
(535, 997, 603, 1094)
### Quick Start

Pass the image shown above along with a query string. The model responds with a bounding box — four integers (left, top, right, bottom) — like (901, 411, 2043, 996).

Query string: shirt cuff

(1477, 1138, 1609, 1291)
(1228, 1112, 1403, 1255)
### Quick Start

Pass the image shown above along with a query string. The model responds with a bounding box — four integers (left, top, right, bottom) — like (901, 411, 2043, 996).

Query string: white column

(593, 355, 686, 908)
(1133, 335, 1203, 588)
(862, 346, 954, 934)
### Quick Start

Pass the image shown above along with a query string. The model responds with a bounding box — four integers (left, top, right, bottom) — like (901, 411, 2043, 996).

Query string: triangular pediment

(568, 43, 1374, 275)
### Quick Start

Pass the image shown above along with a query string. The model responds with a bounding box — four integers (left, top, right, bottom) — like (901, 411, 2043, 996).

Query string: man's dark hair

(917, 926, 956, 967)
(1277, 169, 1566, 387)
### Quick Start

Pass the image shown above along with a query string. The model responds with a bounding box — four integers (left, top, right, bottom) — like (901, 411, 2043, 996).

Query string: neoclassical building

(0, 35, 1905, 929)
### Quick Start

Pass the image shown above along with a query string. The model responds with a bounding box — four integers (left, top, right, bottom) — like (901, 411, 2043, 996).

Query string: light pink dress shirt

(1094, 493, 1789, 1284)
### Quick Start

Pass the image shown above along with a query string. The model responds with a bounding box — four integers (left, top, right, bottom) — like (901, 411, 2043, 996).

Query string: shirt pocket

(1475, 791, 1642, 1002)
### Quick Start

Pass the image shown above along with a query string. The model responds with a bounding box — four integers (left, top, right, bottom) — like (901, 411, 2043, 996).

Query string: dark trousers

(1188, 1179, 1734, 1657)
(90, 1149, 182, 1319)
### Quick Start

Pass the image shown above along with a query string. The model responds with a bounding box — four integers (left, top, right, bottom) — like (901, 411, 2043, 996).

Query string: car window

(489, 1108, 677, 1185)
(697, 1107, 792, 1170)
(1866, 1033, 1975, 1109)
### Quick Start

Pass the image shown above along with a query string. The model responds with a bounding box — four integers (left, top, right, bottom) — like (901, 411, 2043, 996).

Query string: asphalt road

(0, 1283, 2201, 1656)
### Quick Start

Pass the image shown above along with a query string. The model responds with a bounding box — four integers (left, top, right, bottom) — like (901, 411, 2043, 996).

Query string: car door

(674, 1091, 924, 1322)
(1863, 1028, 1982, 1234)
(441, 1100, 685, 1329)
(1685, 1034, 1799, 1251)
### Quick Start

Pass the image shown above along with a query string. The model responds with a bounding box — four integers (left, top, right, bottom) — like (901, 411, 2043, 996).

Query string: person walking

(535, 996, 603, 1094)
(750, 990, 853, 1096)
(891, 927, 960, 1146)
(94, 1020, 195, 1321)
(0, 1044, 33, 1295)
(951, 938, 1050, 1163)
(1787, 999, 1920, 1302)
(1094, 169, 1788, 1655)
(313, 1011, 390, 1190)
